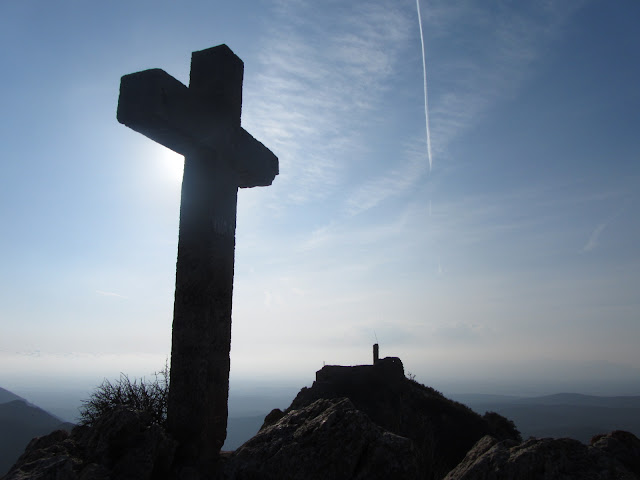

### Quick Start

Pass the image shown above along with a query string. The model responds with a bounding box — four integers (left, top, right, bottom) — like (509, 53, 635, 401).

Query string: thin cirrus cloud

(582, 222, 608, 253)
(424, 1, 587, 161)
(240, 1, 594, 262)
(345, 137, 430, 216)
(338, 2, 586, 219)
(95, 290, 128, 299)
(581, 203, 628, 254)
(243, 0, 413, 209)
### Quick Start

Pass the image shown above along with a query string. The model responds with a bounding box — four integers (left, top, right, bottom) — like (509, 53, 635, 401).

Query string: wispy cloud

(337, 2, 587, 218)
(422, 0, 587, 160)
(299, 211, 410, 255)
(580, 197, 631, 253)
(582, 222, 607, 253)
(433, 322, 490, 343)
(95, 290, 127, 299)
(345, 136, 430, 216)
(243, 0, 413, 208)
(238, 1, 593, 259)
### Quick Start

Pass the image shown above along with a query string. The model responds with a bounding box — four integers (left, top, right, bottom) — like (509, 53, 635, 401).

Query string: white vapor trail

(416, 0, 433, 170)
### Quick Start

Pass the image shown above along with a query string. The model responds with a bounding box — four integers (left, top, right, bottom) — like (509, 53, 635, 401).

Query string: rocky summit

(223, 397, 420, 480)
(4, 357, 639, 480)
(252, 357, 521, 479)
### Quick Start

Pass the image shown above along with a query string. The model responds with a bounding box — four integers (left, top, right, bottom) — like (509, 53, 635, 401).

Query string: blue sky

(1, 0, 639, 399)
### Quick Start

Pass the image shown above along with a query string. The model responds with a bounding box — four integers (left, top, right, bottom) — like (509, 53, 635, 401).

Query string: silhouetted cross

(117, 45, 278, 470)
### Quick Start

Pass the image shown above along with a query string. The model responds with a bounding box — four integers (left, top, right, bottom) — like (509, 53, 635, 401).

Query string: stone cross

(116, 45, 278, 469)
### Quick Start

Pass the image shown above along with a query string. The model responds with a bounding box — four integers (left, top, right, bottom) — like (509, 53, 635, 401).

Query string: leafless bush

(79, 362, 169, 427)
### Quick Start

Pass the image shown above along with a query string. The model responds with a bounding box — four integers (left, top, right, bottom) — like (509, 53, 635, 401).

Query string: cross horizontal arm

(117, 69, 278, 188)
(233, 128, 279, 188)
(117, 69, 192, 154)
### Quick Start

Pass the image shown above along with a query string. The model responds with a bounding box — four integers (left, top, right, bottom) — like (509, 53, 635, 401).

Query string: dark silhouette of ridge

(260, 357, 520, 479)
(0, 387, 23, 405)
(0, 397, 73, 476)
(513, 392, 640, 408)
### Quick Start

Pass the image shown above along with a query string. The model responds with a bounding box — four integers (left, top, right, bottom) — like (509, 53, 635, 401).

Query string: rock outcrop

(223, 397, 419, 480)
(2, 406, 176, 480)
(444, 430, 640, 480)
(283, 357, 520, 479)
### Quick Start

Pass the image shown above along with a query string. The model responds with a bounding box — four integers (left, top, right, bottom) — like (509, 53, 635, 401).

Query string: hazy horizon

(4, 352, 640, 424)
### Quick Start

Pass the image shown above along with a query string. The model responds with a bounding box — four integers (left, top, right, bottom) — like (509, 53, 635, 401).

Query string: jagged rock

(260, 408, 285, 430)
(3, 407, 176, 480)
(1, 427, 107, 480)
(590, 430, 640, 475)
(443, 430, 640, 480)
(223, 397, 420, 480)
(286, 357, 519, 479)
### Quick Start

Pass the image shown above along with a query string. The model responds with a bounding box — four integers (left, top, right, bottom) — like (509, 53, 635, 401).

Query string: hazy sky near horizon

(1, 0, 639, 397)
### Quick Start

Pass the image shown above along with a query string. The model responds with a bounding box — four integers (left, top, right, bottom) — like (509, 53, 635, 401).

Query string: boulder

(443, 430, 640, 480)
(590, 430, 640, 475)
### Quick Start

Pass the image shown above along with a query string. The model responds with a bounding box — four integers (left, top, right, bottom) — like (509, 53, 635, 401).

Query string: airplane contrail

(416, 0, 433, 171)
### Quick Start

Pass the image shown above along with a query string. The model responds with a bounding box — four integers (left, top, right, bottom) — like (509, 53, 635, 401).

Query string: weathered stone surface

(590, 430, 640, 476)
(260, 408, 285, 431)
(223, 398, 420, 480)
(117, 43, 278, 471)
(443, 431, 640, 480)
(3, 429, 84, 480)
(3, 407, 175, 480)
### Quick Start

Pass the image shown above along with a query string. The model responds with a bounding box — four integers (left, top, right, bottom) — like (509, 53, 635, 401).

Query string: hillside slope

(0, 387, 23, 404)
(0, 398, 73, 476)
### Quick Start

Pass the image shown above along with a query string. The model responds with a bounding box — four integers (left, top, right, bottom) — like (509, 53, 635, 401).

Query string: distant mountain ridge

(0, 387, 74, 476)
(452, 392, 640, 407)
(513, 393, 640, 408)
(452, 392, 640, 443)
(0, 387, 23, 404)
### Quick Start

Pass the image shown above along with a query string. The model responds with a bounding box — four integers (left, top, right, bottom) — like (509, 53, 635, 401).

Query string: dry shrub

(79, 363, 169, 427)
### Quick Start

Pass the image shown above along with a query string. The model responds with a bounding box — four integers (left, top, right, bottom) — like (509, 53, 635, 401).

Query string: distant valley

(450, 392, 640, 443)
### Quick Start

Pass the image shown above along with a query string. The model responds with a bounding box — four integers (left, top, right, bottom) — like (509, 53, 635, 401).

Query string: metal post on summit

(116, 44, 278, 470)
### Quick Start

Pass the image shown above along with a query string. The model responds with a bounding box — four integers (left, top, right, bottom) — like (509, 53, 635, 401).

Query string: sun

(157, 146, 185, 184)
